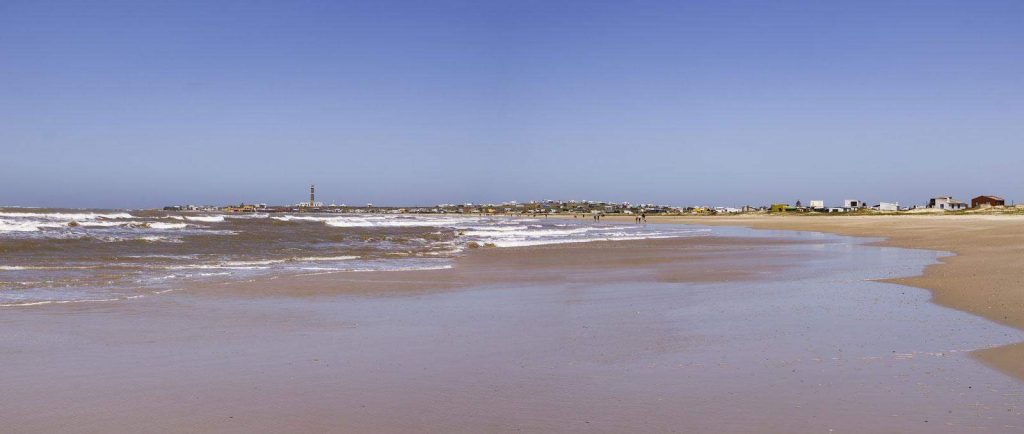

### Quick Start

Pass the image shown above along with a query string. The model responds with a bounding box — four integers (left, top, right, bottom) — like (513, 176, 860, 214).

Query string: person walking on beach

(641, 212, 647, 223)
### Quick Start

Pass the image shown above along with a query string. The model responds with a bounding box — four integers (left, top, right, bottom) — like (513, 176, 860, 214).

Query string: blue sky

(1, 0, 1022, 208)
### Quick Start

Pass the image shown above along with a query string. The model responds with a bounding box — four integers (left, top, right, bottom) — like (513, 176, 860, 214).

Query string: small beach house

(927, 197, 967, 211)
(843, 199, 866, 209)
(875, 202, 899, 212)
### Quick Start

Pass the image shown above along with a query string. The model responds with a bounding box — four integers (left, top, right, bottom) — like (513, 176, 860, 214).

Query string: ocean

(0, 209, 707, 306)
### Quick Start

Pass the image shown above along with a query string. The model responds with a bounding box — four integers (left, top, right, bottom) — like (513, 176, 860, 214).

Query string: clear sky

(2, 0, 1022, 208)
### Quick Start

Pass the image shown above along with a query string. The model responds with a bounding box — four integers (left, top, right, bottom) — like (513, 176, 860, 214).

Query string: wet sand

(194, 236, 808, 298)
(3, 231, 1024, 433)
(617, 214, 1024, 382)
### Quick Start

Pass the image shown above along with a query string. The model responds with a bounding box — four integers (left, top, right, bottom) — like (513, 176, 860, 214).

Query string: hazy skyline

(2, 0, 1022, 208)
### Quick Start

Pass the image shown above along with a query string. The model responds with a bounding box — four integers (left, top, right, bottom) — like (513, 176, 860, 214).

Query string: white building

(927, 197, 967, 211)
(843, 199, 866, 209)
(875, 202, 899, 212)
(809, 200, 825, 209)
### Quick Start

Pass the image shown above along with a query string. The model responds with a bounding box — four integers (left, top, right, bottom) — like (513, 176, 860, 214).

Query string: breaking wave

(184, 215, 225, 223)
(1, 210, 707, 306)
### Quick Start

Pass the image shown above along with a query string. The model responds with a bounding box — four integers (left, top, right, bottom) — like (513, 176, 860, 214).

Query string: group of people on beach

(569, 211, 647, 222)
(571, 213, 646, 223)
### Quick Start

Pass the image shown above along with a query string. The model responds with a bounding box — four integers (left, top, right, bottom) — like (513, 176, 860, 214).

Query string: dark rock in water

(465, 241, 480, 249)
(67, 221, 80, 227)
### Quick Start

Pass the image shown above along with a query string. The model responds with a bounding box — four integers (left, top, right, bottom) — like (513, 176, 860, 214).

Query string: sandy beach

(7, 0, 1020, 431)
(4, 226, 1024, 433)
(609, 214, 1024, 382)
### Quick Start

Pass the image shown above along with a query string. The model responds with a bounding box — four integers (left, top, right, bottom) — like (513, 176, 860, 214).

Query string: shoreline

(592, 214, 1024, 382)
(183, 235, 813, 299)
(8, 229, 1021, 432)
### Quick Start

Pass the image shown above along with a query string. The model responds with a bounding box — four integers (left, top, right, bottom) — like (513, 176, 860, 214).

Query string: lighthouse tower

(298, 184, 321, 209)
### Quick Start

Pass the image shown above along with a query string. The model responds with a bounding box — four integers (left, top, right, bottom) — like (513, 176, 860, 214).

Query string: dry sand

(618, 214, 1024, 381)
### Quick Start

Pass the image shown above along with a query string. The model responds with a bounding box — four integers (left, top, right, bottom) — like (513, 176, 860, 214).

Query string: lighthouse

(298, 184, 321, 209)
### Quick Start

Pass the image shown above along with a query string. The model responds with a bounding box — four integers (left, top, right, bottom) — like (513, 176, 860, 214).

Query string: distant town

(162, 185, 1017, 216)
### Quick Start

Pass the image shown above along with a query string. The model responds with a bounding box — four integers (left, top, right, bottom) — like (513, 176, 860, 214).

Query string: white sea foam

(298, 266, 350, 271)
(0, 212, 134, 220)
(460, 224, 710, 248)
(298, 264, 453, 272)
(136, 236, 183, 243)
(486, 233, 685, 247)
(275, 215, 488, 228)
(222, 259, 288, 266)
(76, 221, 127, 228)
(458, 225, 530, 232)
(324, 218, 463, 228)
(0, 219, 43, 232)
(149, 271, 232, 281)
(461, 227, 593, 238)
(149, 222, 189, 230)
(293, 255, 360, 261)
(0, 265, 99, 271)
(0, 294, 146, 307)
(184, 215, 225, 223)
(122, 254, 197, 259)
(163, 259, 287, 270)
(271, 215, 320, 222)
(0, 211, 140, 233)
(165, 256, 358, 270)
(224, 213, 269, 219)
(165, 264, 272, 270)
